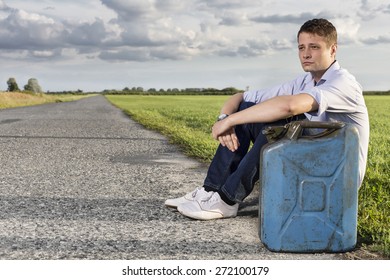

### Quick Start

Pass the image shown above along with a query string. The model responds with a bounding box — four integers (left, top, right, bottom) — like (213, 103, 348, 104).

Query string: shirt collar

(312, 60, 339, 86)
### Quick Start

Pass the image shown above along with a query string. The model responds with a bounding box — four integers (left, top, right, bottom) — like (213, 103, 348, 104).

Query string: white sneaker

(164, 187, 211, 209)
(177, 192, 239, 220)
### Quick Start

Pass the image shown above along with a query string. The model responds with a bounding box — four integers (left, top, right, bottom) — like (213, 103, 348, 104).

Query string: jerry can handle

(286, 120, 345, 140)
(262, 121, 345, 143)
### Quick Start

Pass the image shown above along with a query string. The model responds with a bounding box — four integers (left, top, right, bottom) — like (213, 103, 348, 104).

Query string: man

(165, 18, 369, 220)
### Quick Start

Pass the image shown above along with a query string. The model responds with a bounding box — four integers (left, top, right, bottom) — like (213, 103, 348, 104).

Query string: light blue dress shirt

(243, 61, 369, 186)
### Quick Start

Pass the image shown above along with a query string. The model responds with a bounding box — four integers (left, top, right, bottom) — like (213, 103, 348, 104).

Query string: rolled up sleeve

(304, 71, 362, 117)
(243, 74, 308, 104)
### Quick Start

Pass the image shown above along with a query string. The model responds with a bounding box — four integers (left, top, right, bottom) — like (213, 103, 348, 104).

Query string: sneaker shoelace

(191, 187, 203, 198)
(200, 192, 217, 204)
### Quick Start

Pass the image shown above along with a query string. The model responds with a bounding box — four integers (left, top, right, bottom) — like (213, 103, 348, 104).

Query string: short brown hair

(297, 18, 337, 46)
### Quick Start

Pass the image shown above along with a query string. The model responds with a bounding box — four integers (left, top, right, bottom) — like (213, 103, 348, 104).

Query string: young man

(165, 18, 369, 220)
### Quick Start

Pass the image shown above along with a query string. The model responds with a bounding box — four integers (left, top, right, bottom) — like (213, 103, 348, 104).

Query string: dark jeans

(204, 102, 306, 203)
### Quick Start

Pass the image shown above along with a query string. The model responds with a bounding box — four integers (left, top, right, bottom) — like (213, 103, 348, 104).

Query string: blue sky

(0, 0, 389, 92)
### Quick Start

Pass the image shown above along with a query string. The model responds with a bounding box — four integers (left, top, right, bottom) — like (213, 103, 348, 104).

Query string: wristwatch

(217, 113, 229, 121)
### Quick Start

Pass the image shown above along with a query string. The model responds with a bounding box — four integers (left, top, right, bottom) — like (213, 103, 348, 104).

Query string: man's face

(298, 32, 337, 79)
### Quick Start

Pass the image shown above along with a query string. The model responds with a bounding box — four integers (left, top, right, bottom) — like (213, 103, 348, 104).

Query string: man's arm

(214, 92, 243, 150)
(212, 93, 318, 151)
(219, 92, 244, 115)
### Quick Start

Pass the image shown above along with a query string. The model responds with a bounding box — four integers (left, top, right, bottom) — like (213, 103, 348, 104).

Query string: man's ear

(331, 44, 338, 57)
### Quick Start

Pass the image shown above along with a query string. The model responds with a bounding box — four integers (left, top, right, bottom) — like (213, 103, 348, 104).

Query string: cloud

(0, 0, 201, 62)
(101, 0, 154, 21)
(1, 0, 389, 65)
(67, 18, 109, 46)
(249, 10, 340, 25)
(0, 0, 8, 10)
(196, 0, 258, 11)
(218, 11, 248, 26)
(0, 9, 64, 50)
(99, 47, 151, 62)
(358, 0, 390, 20)
(361, 35, 390, 45)
(218, 37, 293, 58)
(0, 2, 118, 60)
(331, 18, 361, 44)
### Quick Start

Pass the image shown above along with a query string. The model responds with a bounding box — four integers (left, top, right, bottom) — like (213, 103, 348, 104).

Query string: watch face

(218, 114, 228, 121)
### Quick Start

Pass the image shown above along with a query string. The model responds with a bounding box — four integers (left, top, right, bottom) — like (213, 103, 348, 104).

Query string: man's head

(297, 18, 337, 47)
(297, 19, 338, 81)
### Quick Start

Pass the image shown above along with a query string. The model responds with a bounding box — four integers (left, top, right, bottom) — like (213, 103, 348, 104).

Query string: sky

(0, 0, 389, 92)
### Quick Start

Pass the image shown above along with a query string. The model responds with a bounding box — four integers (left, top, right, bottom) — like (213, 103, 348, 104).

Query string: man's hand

(212, 119, 240, 152)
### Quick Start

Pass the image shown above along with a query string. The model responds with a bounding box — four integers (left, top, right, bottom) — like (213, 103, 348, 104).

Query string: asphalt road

(0, 95, 344, 260)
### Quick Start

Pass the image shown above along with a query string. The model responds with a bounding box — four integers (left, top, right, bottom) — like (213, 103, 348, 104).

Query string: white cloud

(0, 10, 65, 56)
(0, 0, 5, 9)
(332, 18, 361, 44)
(67, 18, 109, 46)
(0, 0, 389, 91)
(101, 0, 155, 21)
(361, 34, 390, 45)
(358, 0, 390, 20)
(31, 50, 56, 58)
(2, 0, 388, 62)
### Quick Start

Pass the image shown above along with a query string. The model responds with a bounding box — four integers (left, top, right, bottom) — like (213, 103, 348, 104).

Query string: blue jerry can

(259, 121, 360, 252)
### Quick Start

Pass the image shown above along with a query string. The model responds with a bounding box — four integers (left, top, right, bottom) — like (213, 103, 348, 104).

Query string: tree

(24, 78, 43, 93)
(221, 87, 240, 95)
(7, 77, 20, 92)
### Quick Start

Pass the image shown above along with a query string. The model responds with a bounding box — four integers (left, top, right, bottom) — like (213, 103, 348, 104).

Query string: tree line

(5, 77, 389, 96)
(4, 77, 241, 96)
(101, 87, 242, 96)
(6, 77, 43, 94)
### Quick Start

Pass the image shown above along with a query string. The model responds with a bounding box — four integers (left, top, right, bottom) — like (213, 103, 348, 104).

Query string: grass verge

(0, 91, 91, 109)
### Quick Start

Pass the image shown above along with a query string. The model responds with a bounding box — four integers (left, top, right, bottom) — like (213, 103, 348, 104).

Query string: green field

(107, 94, 390, 258)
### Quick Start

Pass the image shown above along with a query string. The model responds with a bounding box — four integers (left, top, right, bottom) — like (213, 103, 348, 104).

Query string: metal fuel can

(259, 121, 360, 252)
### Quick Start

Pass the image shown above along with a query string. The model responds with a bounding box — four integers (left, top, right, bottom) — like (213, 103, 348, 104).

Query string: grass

(357, 96, 390, 257)
(0, 91, 91, 109)
(106, 94, 390, 258)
